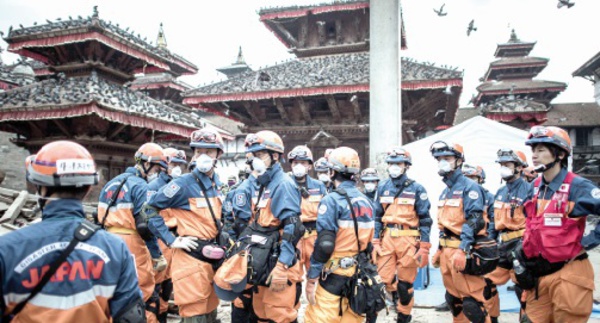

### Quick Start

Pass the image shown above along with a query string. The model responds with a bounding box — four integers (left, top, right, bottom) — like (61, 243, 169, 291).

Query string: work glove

(170, 236, 199, 252)
(306, 278, 318, 305)
(451, 250, 467, 271)
(413, 242, 431, 268)
(432, 249, 442, 268)
(371, 238, 381, 264)
(266, 262, 289, 293)
(152, 255, 167, 272)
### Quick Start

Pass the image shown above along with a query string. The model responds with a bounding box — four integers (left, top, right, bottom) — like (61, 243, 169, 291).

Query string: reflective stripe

(500, 229, 525, 242)
(107, 227, 138, 235)
(5, 284, 116, 310)
(98, 202, 134, 211)
(337, 219, 374, 229)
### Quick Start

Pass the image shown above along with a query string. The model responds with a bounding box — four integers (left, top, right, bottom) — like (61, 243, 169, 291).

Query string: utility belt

(183, 236, 223, 265)
(322, 255, 358, 279)
(500, 229, 525, 242)
(384, 224, 419, 238)
(303, 221, 317, 237)
(439, 237, 461, 249)
(440, 234, 499, 276)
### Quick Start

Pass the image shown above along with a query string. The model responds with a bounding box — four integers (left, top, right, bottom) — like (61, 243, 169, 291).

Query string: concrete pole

(369, 0, 401, 171)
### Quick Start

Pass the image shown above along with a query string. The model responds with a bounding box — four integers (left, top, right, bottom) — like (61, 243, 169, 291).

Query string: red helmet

(190, 128, 225, 154)
(245, 131, 284, 154)
(430, 141, 464, 159)
(525, 126, 571, 156)
(288, 145, 314, 164)
(328, 147, 360, 175)
(164, 148, 187, 164)
(27, 141, 99, 187)
(135, 143, 168, 169)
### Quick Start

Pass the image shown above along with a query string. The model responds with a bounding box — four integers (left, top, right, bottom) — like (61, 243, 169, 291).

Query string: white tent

(402, 116, 531, 248)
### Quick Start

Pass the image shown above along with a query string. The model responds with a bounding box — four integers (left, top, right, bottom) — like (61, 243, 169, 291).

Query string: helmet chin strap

(534, 159, 558, 173)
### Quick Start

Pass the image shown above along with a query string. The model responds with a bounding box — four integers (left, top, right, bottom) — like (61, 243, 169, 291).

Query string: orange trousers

(376, 235, 419, 315)
(304, 283, 364, 323)
(440, 247, 491, 323)
(171, 249, 219, 318)
(154, 240, 173, 314)
(298, 231, 317, 276)
(114, 232, 158, 323)
(484, 266, 516, 318)
(525, 257, 594, 323)
(252, 261, 303, 323)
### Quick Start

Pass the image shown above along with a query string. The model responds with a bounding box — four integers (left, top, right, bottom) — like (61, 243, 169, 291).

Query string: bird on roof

(467, 19, 477, 36)
(433, 4, 447, 16)
(557, 0, 575, 8)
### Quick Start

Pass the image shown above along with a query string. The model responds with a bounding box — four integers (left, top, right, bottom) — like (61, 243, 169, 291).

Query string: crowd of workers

(1, 124, 600, 323)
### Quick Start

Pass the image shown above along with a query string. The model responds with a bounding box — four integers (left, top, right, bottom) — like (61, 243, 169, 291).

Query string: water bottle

(512, 251, 526, 275)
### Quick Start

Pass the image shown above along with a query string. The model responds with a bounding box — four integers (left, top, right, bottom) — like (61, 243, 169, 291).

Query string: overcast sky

(1, 0, 598, 107)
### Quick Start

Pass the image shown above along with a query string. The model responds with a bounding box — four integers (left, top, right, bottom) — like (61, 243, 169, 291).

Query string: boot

(434, 301, 450, 312)
(397, 312, 412, 323)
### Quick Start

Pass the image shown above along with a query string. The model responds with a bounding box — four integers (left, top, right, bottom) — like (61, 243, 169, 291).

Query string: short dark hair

(46, 186, 90, 200)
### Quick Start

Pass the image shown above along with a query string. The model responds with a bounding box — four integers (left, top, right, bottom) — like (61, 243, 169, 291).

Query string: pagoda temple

(474, 29, 567, 129)
(184, 0, 463, 164)
(0, 7, 232, 199)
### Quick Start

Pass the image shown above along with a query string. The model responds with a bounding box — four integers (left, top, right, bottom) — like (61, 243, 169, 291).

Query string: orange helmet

(430, 140, 464, 159)
(496, 148, 528, 167)
(462, 163, 486, 183)
(164, 148, 187, 164)
(522, 165, 538, 182)
(245, 130, 284, 154)
(328, 147, 360, 174)
(324, 148, 334, 160)
(135, 143, 168, 169)
(360, 168, 379, 182)
(525, 126, 571, 156)
(190, 128, 224, 154)
(27, 141, 99, 187)
(314, 157, 329, 172)
(386, 146, 412, 165)
(288, 145, 313, 164)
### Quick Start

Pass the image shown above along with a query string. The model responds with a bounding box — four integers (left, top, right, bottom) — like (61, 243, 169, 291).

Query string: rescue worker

(461, 164, 495, 238)
(304, 147, 375, 322)
(518, 125, 600, 322)
(0, 141, 145, 322)
(227, 158, 261, 322)
(148, 147, 187, 323)
(373, 147, 432, 323)
(237, 130, 304, 323)
(143, 129, 228, 323)
(478, 150, 529, 323)
(429, 141, 490, 323)
(98, 142, 169, 323)
(360, 168, 380, 202)
(315, 157, 334, 193)
(288, 145, 327, 275)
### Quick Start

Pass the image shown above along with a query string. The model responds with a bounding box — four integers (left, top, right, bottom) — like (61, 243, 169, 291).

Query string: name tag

(258, 198, 269, 208)
(494, 201, 503, 209)
(196, 199, 208, 208)
(380, 196, 394, 204)
(252, 197, 258, 205)
(251, 235, 267, 245)
(446, 199, 460, 207)
(438, 200, 446, 207)
(544, 213, 562, 227)
(308, 195, 322, 203)
(397, 198, 415, 205)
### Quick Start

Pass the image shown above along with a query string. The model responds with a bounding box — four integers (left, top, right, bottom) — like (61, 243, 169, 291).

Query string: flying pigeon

(433, 4, 447, 16)
(467, 20, 477, 36)
(557, 0, 575, 8)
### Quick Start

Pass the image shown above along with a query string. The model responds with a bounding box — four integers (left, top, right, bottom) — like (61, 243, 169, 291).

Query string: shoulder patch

(591, 188, 600, 199)
(468, 190, 479, 200)
(235, 194, 247, 207)
(163, 183, 180, 198)
(419, 192, 428, 200)
(224, 201, 233, 212)
(496, 195, 502, 201)
(318, 204, 328, 215)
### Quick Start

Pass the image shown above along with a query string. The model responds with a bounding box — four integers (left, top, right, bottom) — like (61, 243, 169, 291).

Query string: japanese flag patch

(420, 193, 428, 200)
(468, 190, 479, 200)
(235, 194, 247, 207)
(163, 183, 180, 198)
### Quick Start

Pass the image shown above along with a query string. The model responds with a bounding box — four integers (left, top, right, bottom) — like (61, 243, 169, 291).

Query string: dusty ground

(168, 250, 600, 322)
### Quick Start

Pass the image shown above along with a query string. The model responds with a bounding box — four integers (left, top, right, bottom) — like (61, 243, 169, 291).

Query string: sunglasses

(244, 134, 263, 147)
(289, 149, 309, 159)
(527, 126, 553, 139)
(462, 164, 479, 176)
(191, 130, 218, 143)
(387, 148, 409, 157)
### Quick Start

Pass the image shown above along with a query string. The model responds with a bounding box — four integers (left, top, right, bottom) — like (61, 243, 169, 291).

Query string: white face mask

(252, 158, 267, 176)
(500, 166, 515, 180)
(197, 154, 214, 173)
(364, 183, 377, 193)
(147, 172, 159, 182)
(171, 166, 182, 178)
(292, 164, 307, 178)
(318, 173, 330, 183)
(438, 160, 453, 176)
(388, 165, 403, 178)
